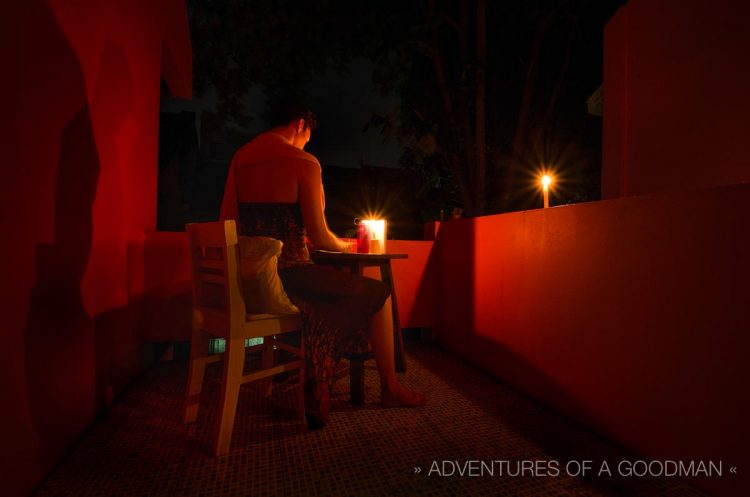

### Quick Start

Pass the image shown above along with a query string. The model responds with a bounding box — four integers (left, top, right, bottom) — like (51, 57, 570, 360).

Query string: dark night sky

(171, 0, 627, 169)
(303, 58, 402, 168)
(307, 0, 626, 170)
(162, 58, 402, 168)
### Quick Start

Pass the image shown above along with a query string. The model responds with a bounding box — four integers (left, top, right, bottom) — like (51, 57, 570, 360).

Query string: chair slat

(243, 313, 303, 338)
(198, 259, 225, 271)
(199, 272, 226, 286)
(240, 360, 304, 384)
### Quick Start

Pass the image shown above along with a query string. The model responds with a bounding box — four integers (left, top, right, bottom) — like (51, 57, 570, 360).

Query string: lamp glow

(540, 174, 553, 208)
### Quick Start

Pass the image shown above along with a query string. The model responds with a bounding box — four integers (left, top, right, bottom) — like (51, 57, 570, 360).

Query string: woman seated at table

(220, 98, 425, 428)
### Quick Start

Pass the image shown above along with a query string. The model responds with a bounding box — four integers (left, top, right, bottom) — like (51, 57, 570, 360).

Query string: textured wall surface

(0, 2, 190, 495)
(603, 0, 750, 199)
(433, 185, 749, 496)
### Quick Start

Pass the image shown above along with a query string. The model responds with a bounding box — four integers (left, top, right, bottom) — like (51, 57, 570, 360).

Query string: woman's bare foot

(381, 383, 426, 408)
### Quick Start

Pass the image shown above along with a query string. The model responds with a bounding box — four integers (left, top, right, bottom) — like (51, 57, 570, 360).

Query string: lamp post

(542, 174, 552, 208)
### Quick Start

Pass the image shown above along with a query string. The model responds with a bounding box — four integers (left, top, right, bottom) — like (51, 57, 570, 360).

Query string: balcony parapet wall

(432, 183, 750, 497)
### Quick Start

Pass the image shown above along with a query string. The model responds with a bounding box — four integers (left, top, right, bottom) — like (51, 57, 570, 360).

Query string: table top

(311, 251, 408, 262)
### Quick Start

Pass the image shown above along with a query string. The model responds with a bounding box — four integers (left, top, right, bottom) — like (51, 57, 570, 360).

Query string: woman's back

(221, 130, 346, 255)
(232, 132, 317, 203)
(237, 202, 310, 268)
(224, 131, 322, 267)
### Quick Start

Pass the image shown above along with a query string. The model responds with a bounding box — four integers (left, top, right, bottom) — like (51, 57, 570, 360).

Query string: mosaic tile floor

(34, 343, 707, 496)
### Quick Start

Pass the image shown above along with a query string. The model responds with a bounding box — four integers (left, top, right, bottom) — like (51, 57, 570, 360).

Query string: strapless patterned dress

(238, 202, 389, 428)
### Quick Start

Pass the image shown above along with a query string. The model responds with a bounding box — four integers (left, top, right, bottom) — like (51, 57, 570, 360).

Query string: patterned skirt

(279, 265, 390, 428)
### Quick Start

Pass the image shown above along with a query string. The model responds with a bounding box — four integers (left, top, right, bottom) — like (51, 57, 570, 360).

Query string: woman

(220, 99, 425, 428)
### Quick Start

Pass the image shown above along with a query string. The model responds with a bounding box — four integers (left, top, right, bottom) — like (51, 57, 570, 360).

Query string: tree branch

(473, 0, 487, 215)
(434, 13, 460, 33)
(538, 5, 580, 150)
(442, 151, 473, 216)
(431, 47, 455, 118)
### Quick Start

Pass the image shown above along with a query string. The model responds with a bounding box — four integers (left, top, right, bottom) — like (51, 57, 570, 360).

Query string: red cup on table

(356, 222, 370, 253)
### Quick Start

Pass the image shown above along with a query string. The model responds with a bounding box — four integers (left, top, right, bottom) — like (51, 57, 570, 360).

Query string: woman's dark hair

(266, 98, 318, 130)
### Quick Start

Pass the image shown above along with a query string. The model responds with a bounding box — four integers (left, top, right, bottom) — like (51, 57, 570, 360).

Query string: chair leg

(184, 327, 209, 423)
(260, 339, 275, 397)
(213, 337, 245, 456)
(297, 339, 305, 420)
(350, 356, 365, 405)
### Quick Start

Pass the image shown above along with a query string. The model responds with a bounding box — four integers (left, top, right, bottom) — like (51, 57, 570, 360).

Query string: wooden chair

(182, 220, 304, 456)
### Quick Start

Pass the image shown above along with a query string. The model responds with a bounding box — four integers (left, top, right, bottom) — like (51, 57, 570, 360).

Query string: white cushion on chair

(238, 236, 299, 314)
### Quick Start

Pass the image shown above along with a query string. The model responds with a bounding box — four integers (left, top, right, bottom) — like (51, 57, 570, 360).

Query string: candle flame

(361, 219, 387, 253)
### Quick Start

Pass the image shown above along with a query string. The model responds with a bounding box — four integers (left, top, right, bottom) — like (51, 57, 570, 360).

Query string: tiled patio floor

(33, 342, 707, 496)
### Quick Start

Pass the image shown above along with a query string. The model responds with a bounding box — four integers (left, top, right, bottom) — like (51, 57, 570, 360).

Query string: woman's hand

(338, 239, 356, 253)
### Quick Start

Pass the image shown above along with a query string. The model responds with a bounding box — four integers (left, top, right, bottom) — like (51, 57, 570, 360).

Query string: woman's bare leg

(368, 298, 426, 407)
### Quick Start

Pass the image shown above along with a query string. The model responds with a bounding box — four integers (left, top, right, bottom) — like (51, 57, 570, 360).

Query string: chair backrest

(186, 220, 246, 339)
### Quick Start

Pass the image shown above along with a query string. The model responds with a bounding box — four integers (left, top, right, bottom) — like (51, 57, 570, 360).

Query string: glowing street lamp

(541, 174, 552, 208)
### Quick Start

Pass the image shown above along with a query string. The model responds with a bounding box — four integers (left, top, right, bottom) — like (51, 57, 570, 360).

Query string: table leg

(380, 262, 406, 373)
(349, 262, 366, 403)
(348, 261, 362, 276)
(349, 355, 365, 405)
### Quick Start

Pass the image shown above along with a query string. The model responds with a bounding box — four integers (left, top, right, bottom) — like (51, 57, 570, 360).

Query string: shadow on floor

(33, 343, 707, 497)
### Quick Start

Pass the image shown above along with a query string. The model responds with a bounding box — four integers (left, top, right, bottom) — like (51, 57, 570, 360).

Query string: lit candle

(361, 219, 387, 254)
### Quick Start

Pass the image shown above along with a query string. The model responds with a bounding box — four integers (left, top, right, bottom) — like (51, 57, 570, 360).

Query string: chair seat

(195, 308, 302, 340)
(244, 312, 302, 338)
(245, 311, 301, 322)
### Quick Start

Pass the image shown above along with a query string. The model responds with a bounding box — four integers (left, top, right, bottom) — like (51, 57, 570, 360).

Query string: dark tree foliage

(190, 0, 398, 124)
(189, 0, 623, 217)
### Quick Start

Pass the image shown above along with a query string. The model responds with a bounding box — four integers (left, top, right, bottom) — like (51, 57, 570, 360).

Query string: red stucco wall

(0, 1, 190, 495)
(433, 185, 749, 496)
(373, 240, 435, 329)
(602, 0, 750, 199)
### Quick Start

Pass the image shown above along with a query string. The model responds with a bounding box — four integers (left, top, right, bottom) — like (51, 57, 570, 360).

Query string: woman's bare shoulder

(286, 148, 320, 167)
(285, 150, 321, 177)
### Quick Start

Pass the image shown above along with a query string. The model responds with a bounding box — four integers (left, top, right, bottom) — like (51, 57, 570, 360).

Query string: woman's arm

(298, 162, 352, 252)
